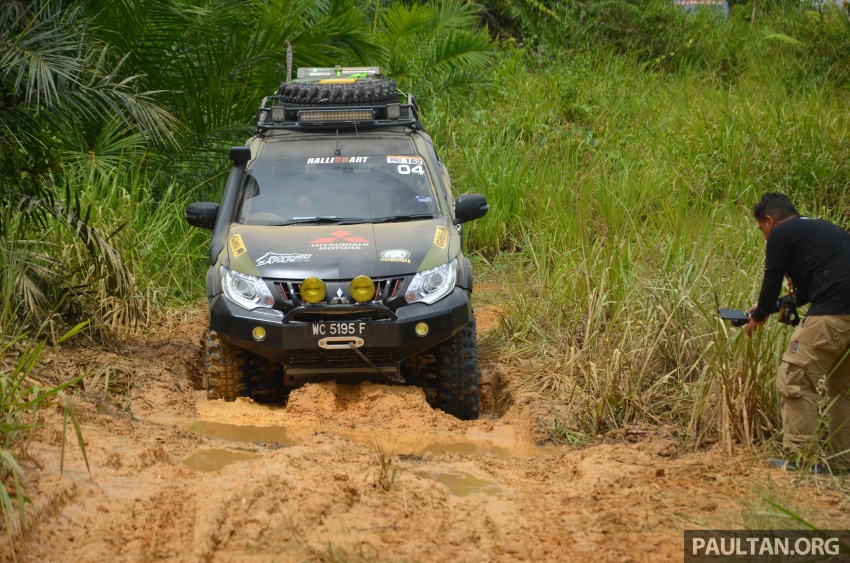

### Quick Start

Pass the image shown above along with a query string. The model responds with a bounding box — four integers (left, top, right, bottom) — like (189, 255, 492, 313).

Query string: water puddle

(190, 421, 289, 443)
(189, 420, 543, 459)
(183, 448, 259, 472)
(413, 468, 507, 497)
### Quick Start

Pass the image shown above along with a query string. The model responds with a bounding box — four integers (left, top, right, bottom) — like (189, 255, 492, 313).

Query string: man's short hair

(753, 192, 799, 221)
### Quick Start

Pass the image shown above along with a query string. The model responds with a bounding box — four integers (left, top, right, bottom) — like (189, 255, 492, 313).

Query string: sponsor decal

(229, 234, 247, 257)
(387, 156, 424, 164)
(380, 249, 411, 264)
(255, 252, 311, 267)
(310, 229, 370, 251)
(306, 156, 370, 164)
(433, 226, 449, 250)
(416, 196, 433, 203)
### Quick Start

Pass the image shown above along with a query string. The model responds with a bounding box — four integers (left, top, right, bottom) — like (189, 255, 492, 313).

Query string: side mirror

(185, 202, 219, 230)
(454, 194, 489, 224)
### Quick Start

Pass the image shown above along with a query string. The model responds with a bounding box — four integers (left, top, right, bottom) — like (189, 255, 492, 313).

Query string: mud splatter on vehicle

(185, 66, 489, 420)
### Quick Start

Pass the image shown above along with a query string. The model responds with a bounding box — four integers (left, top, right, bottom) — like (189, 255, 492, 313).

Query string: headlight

(221, 266, 274, 310)
(405, 259, 457, 305)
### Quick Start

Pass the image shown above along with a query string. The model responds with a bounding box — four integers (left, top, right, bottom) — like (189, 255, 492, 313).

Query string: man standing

(746, 192, 850, 473)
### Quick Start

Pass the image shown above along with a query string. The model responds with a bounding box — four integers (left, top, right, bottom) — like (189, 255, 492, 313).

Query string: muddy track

(5, 308, 848, 562)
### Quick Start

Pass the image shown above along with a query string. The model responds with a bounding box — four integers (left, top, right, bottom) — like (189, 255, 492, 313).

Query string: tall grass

(428, 21, 850, 448)
(0, 325, 89, 540)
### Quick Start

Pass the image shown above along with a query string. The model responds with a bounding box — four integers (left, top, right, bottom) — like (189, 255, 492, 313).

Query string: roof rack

(255, 93, 421, 132)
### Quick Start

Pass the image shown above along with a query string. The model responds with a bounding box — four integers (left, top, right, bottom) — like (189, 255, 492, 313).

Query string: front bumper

(209, 287, 472, 372)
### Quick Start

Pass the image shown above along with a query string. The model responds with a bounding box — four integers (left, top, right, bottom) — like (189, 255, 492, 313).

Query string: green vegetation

(2, 0, 850, 531)
(426, 3, 850, 454)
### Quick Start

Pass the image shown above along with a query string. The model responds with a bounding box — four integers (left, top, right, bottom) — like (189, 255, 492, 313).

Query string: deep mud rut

(5, 307, 850, 562)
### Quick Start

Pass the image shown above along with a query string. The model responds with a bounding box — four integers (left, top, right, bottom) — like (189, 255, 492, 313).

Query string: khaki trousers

(778, 314, 850, 468)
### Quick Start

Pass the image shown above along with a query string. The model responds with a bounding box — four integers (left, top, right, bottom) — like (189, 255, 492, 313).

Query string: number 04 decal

(397, 164, 425, 175)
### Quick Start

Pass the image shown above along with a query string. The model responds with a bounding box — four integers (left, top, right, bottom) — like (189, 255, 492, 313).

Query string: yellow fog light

(415, 322, 429, 337)
(300, 277, 326, 304)
(350, 275, 376, 303)
(252, 326, 266, 342)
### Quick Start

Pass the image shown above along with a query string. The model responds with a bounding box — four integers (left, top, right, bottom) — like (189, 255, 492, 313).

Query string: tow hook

(347, 342, 405, 384)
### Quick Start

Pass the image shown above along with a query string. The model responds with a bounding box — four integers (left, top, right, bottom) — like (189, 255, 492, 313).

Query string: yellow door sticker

(230, 234, 247, 257)
(433, 226, 449, 249)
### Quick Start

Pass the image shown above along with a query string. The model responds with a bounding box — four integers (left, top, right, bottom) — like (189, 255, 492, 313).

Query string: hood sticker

(433, 226, 449, 250)
(255, 252, 311, 267)
(307, 156, 370, 164)
(310, 229, 370, 251)
(380, 249, 411, 264)
(387, 156, 424, 164)
(229, 234, 247, 257)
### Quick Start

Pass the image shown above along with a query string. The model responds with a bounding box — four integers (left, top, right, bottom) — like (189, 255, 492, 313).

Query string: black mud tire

(432, 316, 480, 420)
(242, 354, 289, 404)
(205, 329, 244, 401)
(277, 78, 399, 107)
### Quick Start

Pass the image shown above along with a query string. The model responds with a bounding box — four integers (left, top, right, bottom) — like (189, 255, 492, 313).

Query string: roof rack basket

(255, 93, 421, 132)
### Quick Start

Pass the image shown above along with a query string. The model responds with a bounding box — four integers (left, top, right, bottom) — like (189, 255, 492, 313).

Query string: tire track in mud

(6, 309, 849, 562)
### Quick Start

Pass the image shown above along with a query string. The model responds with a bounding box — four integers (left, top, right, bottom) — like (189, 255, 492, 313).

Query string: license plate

(311, 321, 367, 337)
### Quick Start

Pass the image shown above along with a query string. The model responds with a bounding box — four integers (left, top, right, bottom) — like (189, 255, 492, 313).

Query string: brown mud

(5, 306, 849, 562)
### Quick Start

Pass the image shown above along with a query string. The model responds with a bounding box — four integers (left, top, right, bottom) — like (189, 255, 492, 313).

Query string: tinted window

(235, 155, 438, 225)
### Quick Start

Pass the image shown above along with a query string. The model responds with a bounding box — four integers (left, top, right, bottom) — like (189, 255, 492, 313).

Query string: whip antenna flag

(286, 41, 293, 82)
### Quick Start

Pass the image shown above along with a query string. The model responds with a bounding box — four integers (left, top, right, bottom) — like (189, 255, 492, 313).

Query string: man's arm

(746, 228, 788, 335)
(751, 268, 783, 322)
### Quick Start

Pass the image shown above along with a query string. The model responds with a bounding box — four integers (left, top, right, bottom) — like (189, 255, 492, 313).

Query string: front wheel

(205, 329, 244, 401)
(204, 329, 288, 403)
(432, 317, 480, 420)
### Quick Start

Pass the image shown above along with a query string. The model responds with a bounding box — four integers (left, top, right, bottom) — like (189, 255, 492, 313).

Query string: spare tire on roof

(277, 77, 399, 107)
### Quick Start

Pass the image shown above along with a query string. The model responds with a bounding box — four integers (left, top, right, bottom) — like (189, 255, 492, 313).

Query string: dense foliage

(1, 0, 850, 531)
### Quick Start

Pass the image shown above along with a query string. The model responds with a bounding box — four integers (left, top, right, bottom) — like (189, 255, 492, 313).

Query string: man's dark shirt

(753, 216, 850, 321)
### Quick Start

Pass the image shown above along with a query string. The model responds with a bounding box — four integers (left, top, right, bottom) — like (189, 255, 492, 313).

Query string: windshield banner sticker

(255, 252, 311, 267)
(387, 156, 424, 164)
(229, 234, 247, 257)
(380, 249, 411, 264)
(433, 226, 449, 250)
(306, 156, 370, 164)
(310, 230, 370, 251)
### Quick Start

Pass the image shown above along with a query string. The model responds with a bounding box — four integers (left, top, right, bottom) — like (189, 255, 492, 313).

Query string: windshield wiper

(370, 214, 435, 224)
(269, 217, 364, 226)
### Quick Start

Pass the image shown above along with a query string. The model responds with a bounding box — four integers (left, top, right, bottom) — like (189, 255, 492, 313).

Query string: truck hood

(225, 218, 459, 280)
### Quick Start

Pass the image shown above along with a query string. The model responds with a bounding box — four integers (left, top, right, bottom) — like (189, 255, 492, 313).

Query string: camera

(777, 295, 800, 326)
(718, 294, 799, 328)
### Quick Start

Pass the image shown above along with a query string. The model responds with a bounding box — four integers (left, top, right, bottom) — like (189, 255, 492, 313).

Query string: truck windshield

(235, 155, 439, 225)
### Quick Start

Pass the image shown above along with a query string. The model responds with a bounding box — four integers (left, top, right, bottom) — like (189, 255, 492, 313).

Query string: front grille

(273, 276, 405, 307)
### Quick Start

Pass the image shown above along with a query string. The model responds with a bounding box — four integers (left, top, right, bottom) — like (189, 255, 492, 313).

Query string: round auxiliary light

(415, 322, 430, 337)
(300, 277, 326, 304)
(349, 275, 376, 303)
(252, 326, 266, 342)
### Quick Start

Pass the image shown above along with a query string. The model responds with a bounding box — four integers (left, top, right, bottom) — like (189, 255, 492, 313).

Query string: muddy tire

(205, 329, 245, 401)
(277, 78, 399, 107)
(242, 355, 289, 404)
(432, 317, 480, 420)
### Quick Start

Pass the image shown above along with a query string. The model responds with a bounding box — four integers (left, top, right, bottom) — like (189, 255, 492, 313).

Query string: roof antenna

(285, 41, 293, 82)
(334, 129, 341, 155)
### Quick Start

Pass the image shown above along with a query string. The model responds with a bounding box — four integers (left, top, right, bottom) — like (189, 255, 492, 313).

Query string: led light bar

(298, 109, 374, 124)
